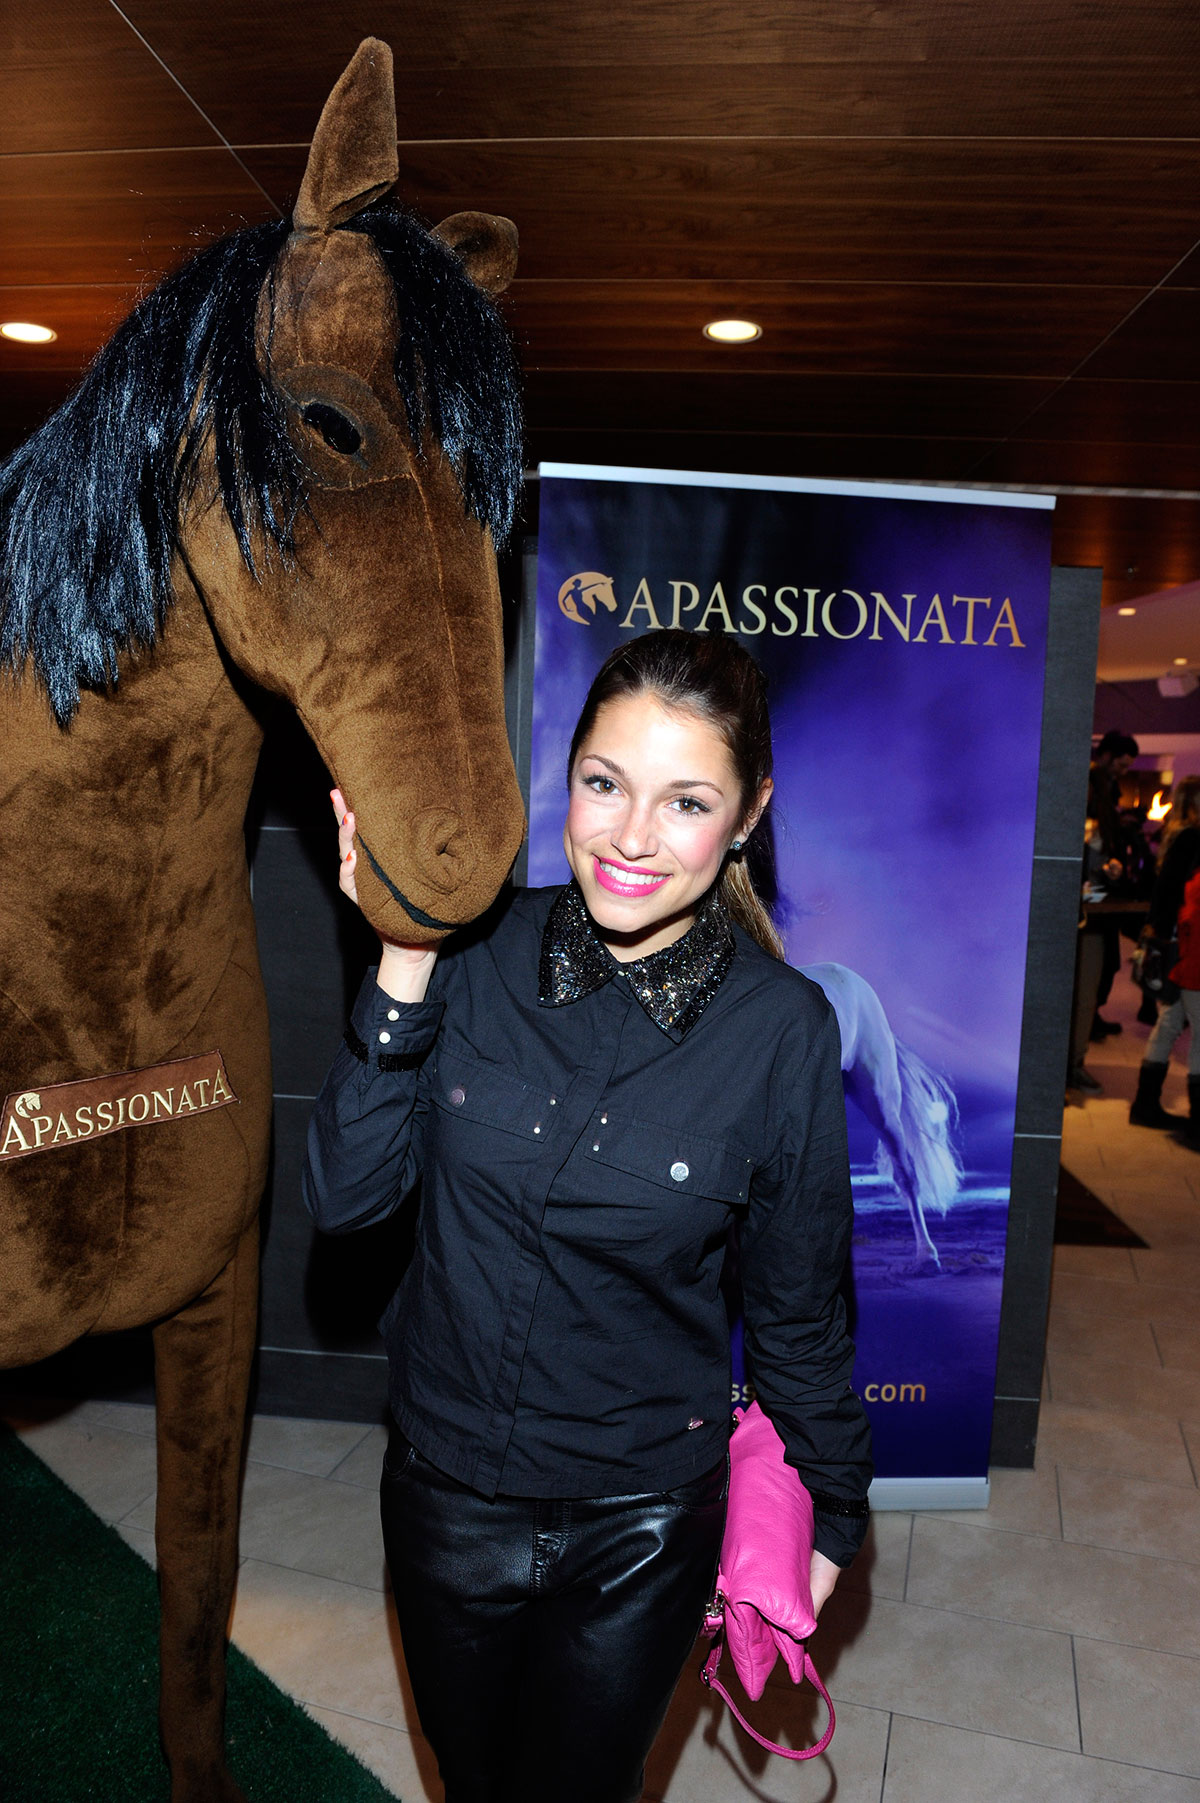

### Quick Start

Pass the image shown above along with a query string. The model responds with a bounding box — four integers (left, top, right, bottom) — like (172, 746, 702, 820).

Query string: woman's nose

(610, 805, 658, 861)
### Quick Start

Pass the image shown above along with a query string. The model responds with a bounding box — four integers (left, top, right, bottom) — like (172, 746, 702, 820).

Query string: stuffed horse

(0, 40, 525, 1802)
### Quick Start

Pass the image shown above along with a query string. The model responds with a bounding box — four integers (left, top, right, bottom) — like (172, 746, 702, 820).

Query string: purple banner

(529, 465, 1054, 1485)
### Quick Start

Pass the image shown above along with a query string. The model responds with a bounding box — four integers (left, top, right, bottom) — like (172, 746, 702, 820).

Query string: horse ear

(293, 39, 398, 234)
(432, 212, 519, 295)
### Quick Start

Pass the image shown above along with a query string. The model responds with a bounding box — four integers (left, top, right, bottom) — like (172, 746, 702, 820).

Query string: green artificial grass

(0, 1422, 401, 1802)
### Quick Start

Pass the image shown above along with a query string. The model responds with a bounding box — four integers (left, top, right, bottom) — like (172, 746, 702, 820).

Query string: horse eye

(301, 402, 362, 456)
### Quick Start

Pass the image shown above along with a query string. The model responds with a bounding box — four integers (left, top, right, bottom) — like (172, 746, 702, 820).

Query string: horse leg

(848, 1072, 941, 1270)
(152, 1217, 259, 1803)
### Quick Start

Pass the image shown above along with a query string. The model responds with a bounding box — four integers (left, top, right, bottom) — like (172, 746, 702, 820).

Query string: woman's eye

(584, 774, 617, 795)
(672, 795, 710, 815)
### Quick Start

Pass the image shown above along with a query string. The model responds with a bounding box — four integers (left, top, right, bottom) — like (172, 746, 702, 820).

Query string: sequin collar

(538, 880, 735, 1041)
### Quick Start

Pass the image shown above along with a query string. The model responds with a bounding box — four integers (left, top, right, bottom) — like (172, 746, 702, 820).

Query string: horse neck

(0, 578, 265, 1067)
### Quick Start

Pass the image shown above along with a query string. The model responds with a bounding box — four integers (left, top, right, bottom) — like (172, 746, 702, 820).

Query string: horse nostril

(411, 810, 477, 894)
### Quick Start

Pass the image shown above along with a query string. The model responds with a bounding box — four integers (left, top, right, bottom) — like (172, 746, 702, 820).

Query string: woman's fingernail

(341, 815, 347, 826)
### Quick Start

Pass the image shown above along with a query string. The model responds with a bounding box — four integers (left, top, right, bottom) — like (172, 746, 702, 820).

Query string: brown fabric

(0, 37, 524, 1802)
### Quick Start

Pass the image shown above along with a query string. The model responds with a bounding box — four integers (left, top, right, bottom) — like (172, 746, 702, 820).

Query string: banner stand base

(869, 1476, 989, 1512)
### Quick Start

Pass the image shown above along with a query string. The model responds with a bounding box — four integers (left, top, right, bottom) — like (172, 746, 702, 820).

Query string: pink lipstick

(593, 855, 670, 899)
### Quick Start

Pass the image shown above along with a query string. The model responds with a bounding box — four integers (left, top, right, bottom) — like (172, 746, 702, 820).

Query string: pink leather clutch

(701, 1402, 835, 1761)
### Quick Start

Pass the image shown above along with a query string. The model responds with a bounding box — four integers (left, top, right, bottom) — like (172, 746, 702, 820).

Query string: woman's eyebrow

(582, 754, 725, 795)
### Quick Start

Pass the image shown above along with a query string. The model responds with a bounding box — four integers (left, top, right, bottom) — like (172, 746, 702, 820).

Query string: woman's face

(564, 691, 768, 961)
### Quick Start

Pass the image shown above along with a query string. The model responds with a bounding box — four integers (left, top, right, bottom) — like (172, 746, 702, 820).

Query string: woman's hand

(809, 1548, 842, 1618)
(331, 788, 438, 1005)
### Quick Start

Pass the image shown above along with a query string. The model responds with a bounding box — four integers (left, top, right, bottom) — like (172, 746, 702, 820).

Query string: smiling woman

(304, 627, 872, 1803)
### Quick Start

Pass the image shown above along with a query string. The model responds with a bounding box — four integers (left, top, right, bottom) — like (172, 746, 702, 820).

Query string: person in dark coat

(1130, 776, 1200, 1129)
(302, 630, 872, 1803)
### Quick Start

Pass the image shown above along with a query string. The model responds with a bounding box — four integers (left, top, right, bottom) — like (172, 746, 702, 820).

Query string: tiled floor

(5, 967, 1200, 1800)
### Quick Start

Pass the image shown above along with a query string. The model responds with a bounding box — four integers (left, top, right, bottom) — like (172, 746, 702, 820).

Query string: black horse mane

(0, 204, 523, 725)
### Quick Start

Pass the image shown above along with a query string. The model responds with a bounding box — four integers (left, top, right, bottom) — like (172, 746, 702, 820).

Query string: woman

(303, 630, 872, 1803)
(1130, 776, 1200, 1131)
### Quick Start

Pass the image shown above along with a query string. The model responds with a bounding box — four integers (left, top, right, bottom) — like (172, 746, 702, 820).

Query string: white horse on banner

(801, 963, 962, 1268)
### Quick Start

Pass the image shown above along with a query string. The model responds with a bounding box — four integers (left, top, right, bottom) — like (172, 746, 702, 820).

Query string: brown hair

(1160, 775, 1200, 862)
(567, 629, 785, 958)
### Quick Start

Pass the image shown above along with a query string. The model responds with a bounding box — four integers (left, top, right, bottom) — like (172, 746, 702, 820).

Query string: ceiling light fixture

(1174, 657, 1189, 666)
(703, 319, 762, 344)
(1, 321, 57, 344)
(1117, 606, 1137, 616)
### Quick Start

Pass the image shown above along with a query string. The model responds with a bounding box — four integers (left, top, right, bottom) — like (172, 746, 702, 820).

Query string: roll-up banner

(528, 463, 1056, 1510)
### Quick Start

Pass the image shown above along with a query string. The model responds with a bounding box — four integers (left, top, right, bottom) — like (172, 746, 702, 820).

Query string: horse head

(187, 39, 526, 940)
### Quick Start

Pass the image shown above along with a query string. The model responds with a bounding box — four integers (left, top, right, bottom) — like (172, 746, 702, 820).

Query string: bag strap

(700, 1636, 835, 1761)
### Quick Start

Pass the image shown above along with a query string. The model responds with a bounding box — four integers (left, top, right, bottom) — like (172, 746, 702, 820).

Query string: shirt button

(534, 1124, 541, 1135)
(386, 1009, 400, 1022)
(450, 1086, 466, 1106)
(670, 1161, 689, 1182)
(378, 1031, 391, 1044)
(592, 1142, 600, 1152)
(600, 1113, 608, 1124)
(550, 1096, 557, 1106)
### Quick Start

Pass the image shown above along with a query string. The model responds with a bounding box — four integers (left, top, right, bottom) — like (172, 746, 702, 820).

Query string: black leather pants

(379, 1426, 727, 1803)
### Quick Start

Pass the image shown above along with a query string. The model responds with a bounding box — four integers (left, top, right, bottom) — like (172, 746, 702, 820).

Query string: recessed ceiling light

(1174, 657, 1189, 666)
(0, 321, 57, 344)
(703, 319, 762, 344)
(1117, 606, 1137, 616)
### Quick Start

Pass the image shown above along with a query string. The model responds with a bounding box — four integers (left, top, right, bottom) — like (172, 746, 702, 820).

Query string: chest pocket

(429, 1048, 557, 1141)
(585, 1115, 753, 1206)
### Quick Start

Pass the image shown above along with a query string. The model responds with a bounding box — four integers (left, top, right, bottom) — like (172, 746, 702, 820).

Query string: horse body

(801, 961, 961, 1267)
(1, 41, 526, 1800)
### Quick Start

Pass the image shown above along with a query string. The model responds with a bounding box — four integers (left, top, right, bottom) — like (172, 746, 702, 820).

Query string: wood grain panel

(508, 282, 1139, 378)
(0, 152, 278, 287)
(524, 370, 1053, 439)
(1080, 290, 1200, 382)
(0, 287, 144, 370)
(1001, 378, 1200, 447)
(525, 427, 986, 482)
(976, 440, 1200, 490)
(244, 141, 1200, 286)
(1051, 494, 1200, 606)
(0, 1, 217, 154)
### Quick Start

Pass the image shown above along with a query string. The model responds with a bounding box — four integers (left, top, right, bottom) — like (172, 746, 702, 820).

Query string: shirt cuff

(345, 968, 444, 1071)
(812, 1499, 870, 1568)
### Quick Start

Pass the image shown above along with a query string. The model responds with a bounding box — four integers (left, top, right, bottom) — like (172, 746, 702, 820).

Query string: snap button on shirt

(670, 1161, 689, 1182)
(449, 1086, 466, 1106)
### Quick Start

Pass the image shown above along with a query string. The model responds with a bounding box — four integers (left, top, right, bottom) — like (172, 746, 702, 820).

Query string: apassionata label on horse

(0, 1052, 238, 1161)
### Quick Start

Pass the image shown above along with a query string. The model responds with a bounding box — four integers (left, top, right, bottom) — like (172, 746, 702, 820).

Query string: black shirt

(302, 883, 872, 1565)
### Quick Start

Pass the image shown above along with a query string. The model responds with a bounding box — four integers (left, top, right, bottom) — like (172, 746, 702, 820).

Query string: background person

(301, 630, 872, 1803)
(1130, 777, 1200, 1128)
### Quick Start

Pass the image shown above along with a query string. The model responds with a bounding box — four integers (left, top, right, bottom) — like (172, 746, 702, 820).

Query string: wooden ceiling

(4, 1, 1200, 608)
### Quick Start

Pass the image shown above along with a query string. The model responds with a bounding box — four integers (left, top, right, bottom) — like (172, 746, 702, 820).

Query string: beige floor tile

(1033, 1402, 1196, 1486)
(1053, 1244, 1138, 1281)
(306, 1704, 438, 1802)
(229, 1559, 415, 1733)
(906, 1517, 1200, 1656)
(1076, 1638, 1200, 1777)
(883, 1712, 1200, 1802)
(838, 1510, 911, 1601)
(1045, 1309, 1161, 1369)
(75, 1398, 157, 1437)
(10, 1408, 158, 1522)
(793, 1590, 1078, 1748)
(1156, 1322, 1200, 1373)
(331, 1423, 390, 1488)
(1059, 1466, 1200, 1564)
(114, 1520, 158, 1568)
(929, 1461, 1062, 1540)
(1047, 1349, 1200, 1420)
(645, 1652, 890, 1803)
(1132, 1248, 1200, 1290)
(1051, 1269, 1196, 1322)
(124, 1457, 389, 1589)
(246, 1412, 374, 1478)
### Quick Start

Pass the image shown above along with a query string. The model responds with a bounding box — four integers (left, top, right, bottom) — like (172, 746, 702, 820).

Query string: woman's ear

(739, 777, 774, 842)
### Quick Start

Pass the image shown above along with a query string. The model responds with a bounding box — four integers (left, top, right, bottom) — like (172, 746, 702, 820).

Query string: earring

(731, 839, 744, 852)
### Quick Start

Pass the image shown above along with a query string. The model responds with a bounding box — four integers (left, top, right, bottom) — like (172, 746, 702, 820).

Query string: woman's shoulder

(727, 923, 836, 1031)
